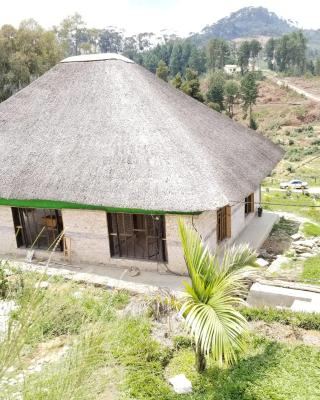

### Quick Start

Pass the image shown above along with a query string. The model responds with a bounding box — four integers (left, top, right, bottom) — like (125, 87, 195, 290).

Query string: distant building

(224, 64, 241, 74)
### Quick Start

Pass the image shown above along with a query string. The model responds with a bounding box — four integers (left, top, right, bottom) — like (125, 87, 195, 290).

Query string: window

(107, 213, 167, 262)
(11, 208, 64, 251)
(245, 193, 255, 215)
(217, 206, 231, 242)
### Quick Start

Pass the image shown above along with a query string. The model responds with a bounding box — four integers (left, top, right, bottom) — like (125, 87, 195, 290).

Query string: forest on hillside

(0, 12, 319, 111)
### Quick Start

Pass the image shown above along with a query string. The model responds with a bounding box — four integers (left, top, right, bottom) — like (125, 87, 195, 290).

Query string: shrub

(249, 117, 258, 130)
(173, 335, 192, 349)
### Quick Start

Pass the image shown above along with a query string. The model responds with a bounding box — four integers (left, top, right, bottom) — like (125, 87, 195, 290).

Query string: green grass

(2, 268, 320, 400)
(301, 255, 320, 284)
(301, 222, 320, 237)
(164, 337, 320, 400)
(270, 217, 299, 236)
(11, 273, 129, 347)
(262, 191, 320, 223)
(240, 306, 320, 330)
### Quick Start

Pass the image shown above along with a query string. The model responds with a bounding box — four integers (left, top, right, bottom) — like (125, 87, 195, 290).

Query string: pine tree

(224, 80, 239, 118)
(240, 72, 258, 122)
(156, 60, 169, 81)
(181, 68, 203, 102)
(206, 72, 225, 110)
(169, 42, 183, 77)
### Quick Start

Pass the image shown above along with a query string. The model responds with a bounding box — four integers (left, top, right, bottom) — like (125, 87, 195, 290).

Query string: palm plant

(178, 219, 258, 372)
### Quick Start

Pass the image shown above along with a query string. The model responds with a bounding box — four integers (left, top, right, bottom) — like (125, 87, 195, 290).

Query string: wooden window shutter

(250, 193, 255, 213)
(226, 205, 232, 238)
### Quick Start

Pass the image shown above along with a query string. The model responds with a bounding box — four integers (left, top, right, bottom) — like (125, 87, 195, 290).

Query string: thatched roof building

(0, 54, 282, 213)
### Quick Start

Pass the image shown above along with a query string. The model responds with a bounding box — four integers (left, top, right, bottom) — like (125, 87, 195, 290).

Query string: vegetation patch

(164, 337, 320, 400)
(240, 306, 320, 331)
(301, 255, 320, 284)
(301, 222, 320, 237)
(262, 191, 320, 223)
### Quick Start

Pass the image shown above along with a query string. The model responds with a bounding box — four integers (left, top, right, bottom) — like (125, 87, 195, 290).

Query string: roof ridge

(61, 53, 134, 64)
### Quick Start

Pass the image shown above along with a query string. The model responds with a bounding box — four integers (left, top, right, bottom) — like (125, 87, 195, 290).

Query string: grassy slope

(243, 78, 320, 185)
(2, 271, 320, 400)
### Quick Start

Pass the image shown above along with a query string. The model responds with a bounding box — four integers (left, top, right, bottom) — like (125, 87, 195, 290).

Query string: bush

(173, 335, 192, 349)
(249, 117, 258, 130)
(240, 306, 320, 330)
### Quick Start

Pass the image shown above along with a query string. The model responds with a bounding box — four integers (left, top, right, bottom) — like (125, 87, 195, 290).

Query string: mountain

(191, 7, 296, 45)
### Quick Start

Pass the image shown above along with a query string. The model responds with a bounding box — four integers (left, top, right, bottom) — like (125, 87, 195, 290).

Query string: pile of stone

(290, 234, 320, 259)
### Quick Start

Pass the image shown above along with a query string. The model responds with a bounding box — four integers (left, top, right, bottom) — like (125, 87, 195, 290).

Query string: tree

(156, 60, 169, 81)
(181, 68, 203, 102)
(0, 20, 62, 102)
(188, 47, 206, 74)
(315, 58, 320, 76)
(240, 72, 258, 121)
(224, 80, 239, 118)
(249, 39, 262, 70)
(206, 71, 225, 110)
(99, 29, 123, 53)
(171, 72, 182, 89)
(206, 38, 229, 70)
(55, 13, 87, 56)
(249, 39, 262, 59)
(273, 31, 307, 75)
(265, 38, 276, 70)
(179, 220, 257, 372)
(238, 41, 251, 74)
(169, 42, 183, 76)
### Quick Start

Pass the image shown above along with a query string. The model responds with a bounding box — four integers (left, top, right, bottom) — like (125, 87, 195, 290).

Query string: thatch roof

(0, 53, 283, 213)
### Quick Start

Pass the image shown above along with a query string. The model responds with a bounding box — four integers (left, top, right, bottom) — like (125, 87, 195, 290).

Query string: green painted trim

(0, 198, 201, 216)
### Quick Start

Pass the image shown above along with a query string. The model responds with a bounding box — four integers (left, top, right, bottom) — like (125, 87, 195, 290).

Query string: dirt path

(269, 75, 320, 102)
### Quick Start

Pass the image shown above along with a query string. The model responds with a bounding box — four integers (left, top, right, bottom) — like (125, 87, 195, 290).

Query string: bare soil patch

(250, 320, 320, 347)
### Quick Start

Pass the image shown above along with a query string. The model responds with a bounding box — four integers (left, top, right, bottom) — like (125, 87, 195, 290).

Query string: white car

(280, 179, 308, 190)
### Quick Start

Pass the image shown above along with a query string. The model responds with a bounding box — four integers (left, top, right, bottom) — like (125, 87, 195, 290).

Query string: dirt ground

(249, 320, 320, 347)
(260, 218, 300, 258)
(284, 76, 320, 98)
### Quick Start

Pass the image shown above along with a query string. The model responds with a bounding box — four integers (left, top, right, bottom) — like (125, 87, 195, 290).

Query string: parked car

(279, 179, 308, 189)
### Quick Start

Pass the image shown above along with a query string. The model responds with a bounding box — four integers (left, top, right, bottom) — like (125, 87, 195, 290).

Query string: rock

(267, 256, 290, 273)
(256, 258, 269, 268)
(120, 298, 149, 317)
(168, 374, 192, 394)
(295, 240, 314, 249)
(291, 233, 302, 241)
(34, 281, 50, 289)
(0, 300, 17, 338)
(300, 253, 314, 258)
(72, 291, 83, 299)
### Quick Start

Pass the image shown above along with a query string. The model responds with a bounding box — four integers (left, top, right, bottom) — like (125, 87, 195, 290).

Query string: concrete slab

(233, 211, 279, 250)
(247, 282, 320, 312)
(2, 259, 188, 296)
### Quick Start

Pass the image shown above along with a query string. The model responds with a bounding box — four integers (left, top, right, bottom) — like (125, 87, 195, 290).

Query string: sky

(1, 0, 319, 36)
